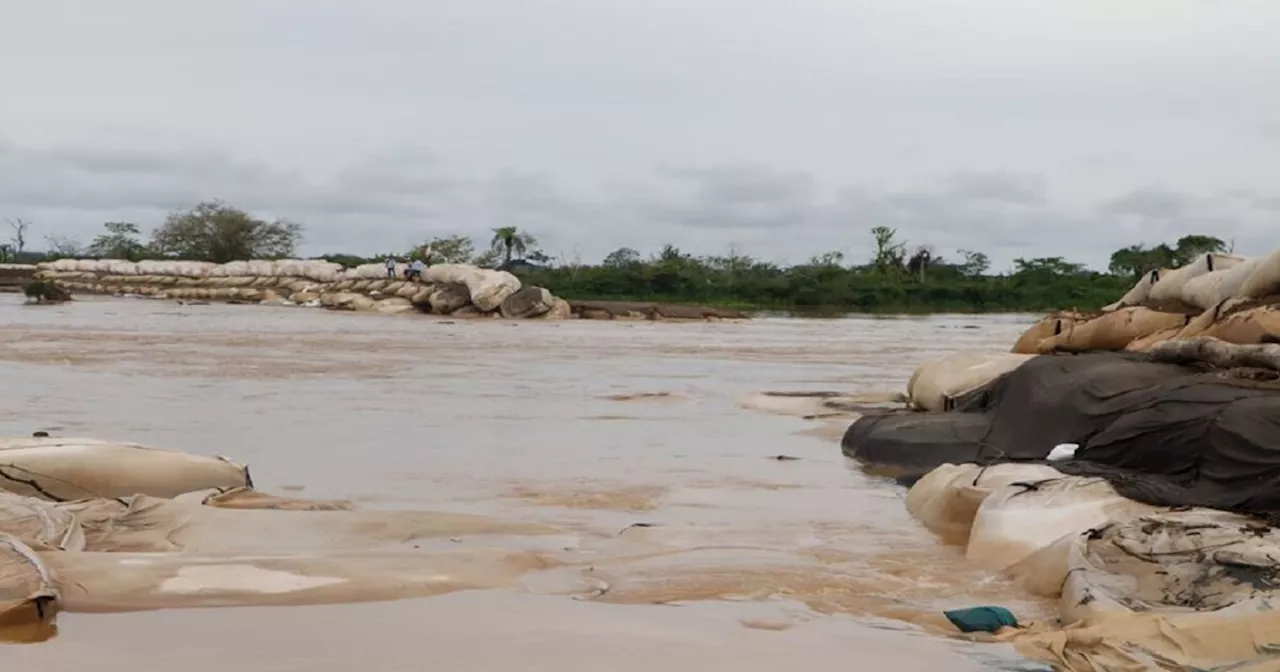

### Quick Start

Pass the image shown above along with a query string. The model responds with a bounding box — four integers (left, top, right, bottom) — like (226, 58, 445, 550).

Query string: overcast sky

(2, 0, 1278, 271)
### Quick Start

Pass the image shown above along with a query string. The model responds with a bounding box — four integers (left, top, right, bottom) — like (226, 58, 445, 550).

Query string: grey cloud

(938, 172, 1048, 206)
(5, 136, 1276, 271)
(626, 164, 818, 230)
(1099, 187, 1205, 219)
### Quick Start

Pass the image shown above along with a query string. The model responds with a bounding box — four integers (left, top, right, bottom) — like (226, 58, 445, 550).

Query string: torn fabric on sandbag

(0, 491, 84, 551)
(0, 533, 59, 643)
(1057, 509, 1280, 624)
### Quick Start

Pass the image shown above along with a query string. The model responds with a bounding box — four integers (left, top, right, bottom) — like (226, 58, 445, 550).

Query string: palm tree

(490, 226, 536, 268)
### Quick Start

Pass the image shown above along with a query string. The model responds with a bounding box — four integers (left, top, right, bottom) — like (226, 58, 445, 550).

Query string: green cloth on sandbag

(943, 606, 1019, 633)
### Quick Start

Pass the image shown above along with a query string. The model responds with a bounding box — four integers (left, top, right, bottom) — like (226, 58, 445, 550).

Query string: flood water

(0, 295, 1052, 671)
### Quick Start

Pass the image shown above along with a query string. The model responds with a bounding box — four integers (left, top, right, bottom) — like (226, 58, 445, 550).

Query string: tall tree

(602, 247, 642, 268)
(151, 201, 302, 263)
(870, 226, 906, 278)
(907, 244, 936, 283)
(1173, 235, 1227, 263)
(956, 249, 990, 277)
(6, 217, 30, 253)
(489, 226, 538, 267)
(44, 234, 84, 257)
(418, 234, 477, 264)
(87, 222, 148, 260)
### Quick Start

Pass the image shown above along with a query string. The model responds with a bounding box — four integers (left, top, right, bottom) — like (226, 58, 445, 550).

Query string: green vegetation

(22, 281, 71, 303)
(6, 200, 1233, 314)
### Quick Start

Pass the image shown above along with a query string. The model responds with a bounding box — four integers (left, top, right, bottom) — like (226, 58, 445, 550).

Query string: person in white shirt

(385, 257, 396, 278)
(406, 258, 426, 281)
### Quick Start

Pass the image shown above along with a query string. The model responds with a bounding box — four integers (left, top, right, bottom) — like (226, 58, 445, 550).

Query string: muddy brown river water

(0, 295, 1052, 671)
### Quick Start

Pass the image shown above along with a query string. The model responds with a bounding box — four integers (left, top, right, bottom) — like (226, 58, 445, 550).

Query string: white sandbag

(347, 263, 395, 280)
(103, 260, 138, 276)
(1147, 253, 1246, 304)
(1239, 248, 1280, 299)
(183, 261, 218, 278)
(906, 351, 1033, 411)
(965, 475, 1161, 572)
(905, 463, 1065, 545)
(135, 260, 169, 276)
(423, 263, 521, 312)
(47, 259, 78, 272)
(1102, 269, 1166, 311)
(219, 261, 251, 277)
(0, 437, 250, 500)
(1179, 257, 1261, 310)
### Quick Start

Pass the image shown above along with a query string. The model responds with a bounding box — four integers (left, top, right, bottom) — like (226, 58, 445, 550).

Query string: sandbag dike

(1010, 248, 1280, 356)
(0, 435, 585, 643)
(841, 340, 1280, 669)
(0, 264, 36, 292)
(32, 258, 748, 321)
(33, 259, 572, 319)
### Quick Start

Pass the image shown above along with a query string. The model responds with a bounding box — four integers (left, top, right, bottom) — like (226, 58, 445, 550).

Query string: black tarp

(842, 352, 1280, 518)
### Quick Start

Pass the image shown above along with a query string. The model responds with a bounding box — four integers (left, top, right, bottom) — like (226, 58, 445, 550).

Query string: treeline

(3, 201, 1234, 313)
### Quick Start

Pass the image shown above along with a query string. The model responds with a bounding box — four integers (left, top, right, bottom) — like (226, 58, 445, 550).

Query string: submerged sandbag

(906, 352, 1033, 411)
(1034, 307, 1190, 353)
(905, 463, 1064, 545)
(0, 438, 249, 501)
(0, 533, 59, 642)
(42, 547, 554, 613)
(57, 488, 559, 553)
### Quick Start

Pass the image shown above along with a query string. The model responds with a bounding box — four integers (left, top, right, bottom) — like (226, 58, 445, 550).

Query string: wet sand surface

(0, 296, 1048, 670)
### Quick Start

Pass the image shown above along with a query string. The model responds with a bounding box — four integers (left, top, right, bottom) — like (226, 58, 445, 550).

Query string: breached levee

(33, 258, 572, 319)
(836, 242, 1280, 669)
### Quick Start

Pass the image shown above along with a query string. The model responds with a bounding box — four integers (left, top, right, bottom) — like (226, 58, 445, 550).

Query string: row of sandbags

(907, 462, 1280, 670)
(1012, 303, 1280, 355)
(1104, 249, 1280, 312)
(39, 259, 346, 282)
(36, 260, 524, 312)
